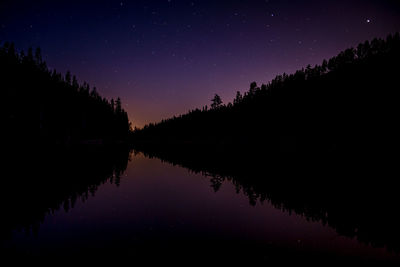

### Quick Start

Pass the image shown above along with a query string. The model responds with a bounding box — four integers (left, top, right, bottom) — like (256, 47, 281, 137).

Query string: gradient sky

(1, 0, 400, 127)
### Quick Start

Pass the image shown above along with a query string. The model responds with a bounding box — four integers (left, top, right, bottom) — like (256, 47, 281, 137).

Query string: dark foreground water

(1, 149, 399, 265)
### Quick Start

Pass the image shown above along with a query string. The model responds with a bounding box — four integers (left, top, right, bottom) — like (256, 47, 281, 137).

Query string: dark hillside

(132, 32, 400, 161)
(0, 43, 131, 147)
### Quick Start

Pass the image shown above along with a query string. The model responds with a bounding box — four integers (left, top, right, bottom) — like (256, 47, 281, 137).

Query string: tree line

(0, 43, 131, 146)
(132, 32, 400, 159)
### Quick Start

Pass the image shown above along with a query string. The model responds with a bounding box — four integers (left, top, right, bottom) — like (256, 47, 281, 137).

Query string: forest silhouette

(132, 32, 400, 163)
(0, 43, 131, 147)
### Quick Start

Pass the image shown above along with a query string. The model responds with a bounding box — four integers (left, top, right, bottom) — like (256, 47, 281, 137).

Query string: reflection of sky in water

(7, 153, 398, 261)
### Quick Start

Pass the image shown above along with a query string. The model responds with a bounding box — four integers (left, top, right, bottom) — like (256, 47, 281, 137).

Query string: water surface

(1, 151, 399, 264)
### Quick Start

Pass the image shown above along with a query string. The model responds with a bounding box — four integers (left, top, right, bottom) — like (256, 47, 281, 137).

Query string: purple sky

(1, 0, 400, 127)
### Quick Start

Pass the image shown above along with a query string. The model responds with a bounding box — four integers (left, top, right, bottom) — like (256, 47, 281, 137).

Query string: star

(366, 19, 371, 23)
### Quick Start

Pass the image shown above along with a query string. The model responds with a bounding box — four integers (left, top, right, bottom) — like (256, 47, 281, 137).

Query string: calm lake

(1, 150, 399, 264)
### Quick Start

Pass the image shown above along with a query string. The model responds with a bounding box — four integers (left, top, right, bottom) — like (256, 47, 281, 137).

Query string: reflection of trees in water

(0, 146, 132, 238)
(138, 147, 400, 254)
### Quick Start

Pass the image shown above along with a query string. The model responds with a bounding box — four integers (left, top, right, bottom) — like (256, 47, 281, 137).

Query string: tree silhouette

(233, 91, 242, 105)
(211, 94, 222, 109)
(116, 97, 122, 114)
(65, 70, 72, 85)
(248, 81, 257, 97)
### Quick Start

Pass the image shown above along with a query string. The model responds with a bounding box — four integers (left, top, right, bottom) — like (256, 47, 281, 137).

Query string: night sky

(1, 0, 400, 127)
